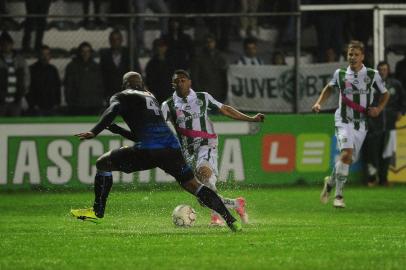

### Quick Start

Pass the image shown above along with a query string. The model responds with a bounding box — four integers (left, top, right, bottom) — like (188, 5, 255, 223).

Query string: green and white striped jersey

(161, 89, 223, 155)
(329, 65, 387, 130)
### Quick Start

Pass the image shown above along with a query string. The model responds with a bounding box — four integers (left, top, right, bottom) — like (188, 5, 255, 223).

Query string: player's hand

(312, 103, 321, 113)
(75, 131, 95, 140)
(368, 107, 382, 118)
(252, 113, 265, 122)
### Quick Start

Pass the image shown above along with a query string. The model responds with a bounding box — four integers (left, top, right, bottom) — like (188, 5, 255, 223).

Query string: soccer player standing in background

(161, 69, 264, 225)
(312, 40, 389, 208)
(71, 71, 242, 232)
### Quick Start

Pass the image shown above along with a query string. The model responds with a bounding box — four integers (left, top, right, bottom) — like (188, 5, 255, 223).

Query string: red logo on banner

(262, 134, 296, 172)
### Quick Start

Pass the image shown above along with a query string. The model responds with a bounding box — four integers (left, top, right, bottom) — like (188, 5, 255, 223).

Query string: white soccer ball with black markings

(172, 204, 196, 227)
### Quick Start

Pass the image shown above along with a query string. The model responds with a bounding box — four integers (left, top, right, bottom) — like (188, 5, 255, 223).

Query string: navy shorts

(110, 146, 194, 183)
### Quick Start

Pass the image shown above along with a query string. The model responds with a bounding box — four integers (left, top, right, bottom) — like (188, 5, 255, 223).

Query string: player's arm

(219, 105, 265, 122)
(106, 124, 136, 141)
(312, 84, 334, 113)
(75, 101, 120, 140)
(368, 91, 389, 118)
(368, 72, 390, 118)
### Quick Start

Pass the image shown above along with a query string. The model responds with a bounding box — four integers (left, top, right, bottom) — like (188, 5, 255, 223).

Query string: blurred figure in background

(145, 38, 173, 104)
(271, 51, 287, 65)
(64, 42, 104, 115)
(100, 30, 140, 103)
(0, 31, 29, 117)
(161, 18, 193, 71)
(236, 37, 264, 65)
(82, 0, 103, 28)
(22, 0, 52, 52)
(395, 52, 406, 91)
(27, 45, 61, 116)
(363, 61, 406, 187)
(133, 0, 169, 55)
(191, 34, 228, 103)
(240, 0, 261, 38)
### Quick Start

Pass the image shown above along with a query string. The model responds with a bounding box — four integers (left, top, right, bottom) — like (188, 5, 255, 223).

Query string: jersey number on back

(145, 97, 160, 115)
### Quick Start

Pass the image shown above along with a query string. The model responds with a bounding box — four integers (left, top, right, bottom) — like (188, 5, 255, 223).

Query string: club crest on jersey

(196, 99, 204, 106)
(182, 104, 191, 110)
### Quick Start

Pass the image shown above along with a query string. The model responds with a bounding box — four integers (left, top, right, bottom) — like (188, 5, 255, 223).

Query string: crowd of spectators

(1, 0, 406, 117)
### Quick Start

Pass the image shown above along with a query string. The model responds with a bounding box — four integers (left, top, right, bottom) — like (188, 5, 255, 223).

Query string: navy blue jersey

(90, 89, 180, 149)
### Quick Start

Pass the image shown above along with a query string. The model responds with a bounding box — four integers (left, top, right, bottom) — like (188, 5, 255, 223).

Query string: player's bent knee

(197, 166, 212, 183)
(96, 152, 113, 171)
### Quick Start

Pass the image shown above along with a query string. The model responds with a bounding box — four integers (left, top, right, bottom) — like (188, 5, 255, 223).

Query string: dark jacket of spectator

(100, 47, 139, 101)
(395, 56, 406, 92)
(161, 19, 193, 70)
(191, 47, 228, 103)
(64, 56, 104, 113)
(27, 60, 61, 112)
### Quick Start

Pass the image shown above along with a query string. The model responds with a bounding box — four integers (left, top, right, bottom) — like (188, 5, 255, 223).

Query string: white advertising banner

(227, 63, 342, 113)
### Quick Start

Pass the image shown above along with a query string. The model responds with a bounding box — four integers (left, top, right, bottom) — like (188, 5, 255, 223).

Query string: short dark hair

(173, 69, 190, 80)
(243, 37, 257, 48)
(78, 41, 92, 51)
(109, 29, 122, 40)
(377, 61, 389, 69)
(347, 40, 365, 54)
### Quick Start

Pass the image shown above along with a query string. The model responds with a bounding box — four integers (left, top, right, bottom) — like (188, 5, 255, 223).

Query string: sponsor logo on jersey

(196, 99, 204, 106)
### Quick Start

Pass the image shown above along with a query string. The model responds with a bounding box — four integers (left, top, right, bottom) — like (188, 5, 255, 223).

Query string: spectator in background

(22, 0, 52, 53)
(191, 34, 228, 103)
(236, 37, 264, 65)
(395, 52, 406, 91)
(100, 30, 140, 102)
(313, 0, 344, 62)
(363, 61, 406, 187)
(0, 31, 29, 117)
(133, 0, 169, 55)
(26, 45, 61, 116)
(271, 51, 287, 65)
(64, 42, 104, 115)
(161, 18, 193, 71)
(145, 38, 173, 104)
(82, 0, 103, 28)
(240, 0, 261, 38)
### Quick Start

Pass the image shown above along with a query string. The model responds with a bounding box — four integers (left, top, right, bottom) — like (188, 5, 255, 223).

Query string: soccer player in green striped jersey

(162, 69, 264, 225)
(312, 40, 390, 208)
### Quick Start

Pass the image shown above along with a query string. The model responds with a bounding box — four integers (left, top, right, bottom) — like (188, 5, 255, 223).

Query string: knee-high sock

(335, 161, 349, 197)
(206, 174, 238, 209)
(93, 171, 113, 218)
(195, 185, 236, 225)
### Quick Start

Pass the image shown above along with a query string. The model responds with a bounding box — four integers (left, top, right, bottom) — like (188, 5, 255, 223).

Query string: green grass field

(1, 186, 406, 270)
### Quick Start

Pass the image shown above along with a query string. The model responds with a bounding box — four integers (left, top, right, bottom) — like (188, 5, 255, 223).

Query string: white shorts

(335, 123, 367, 162)
(184, 145, 219, 178)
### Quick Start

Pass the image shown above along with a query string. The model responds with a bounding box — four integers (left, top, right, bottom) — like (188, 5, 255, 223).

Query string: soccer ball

(172, 204, 196, 227)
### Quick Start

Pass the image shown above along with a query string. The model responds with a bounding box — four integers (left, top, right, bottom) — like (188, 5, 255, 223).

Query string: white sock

(335, 161, 349, 197)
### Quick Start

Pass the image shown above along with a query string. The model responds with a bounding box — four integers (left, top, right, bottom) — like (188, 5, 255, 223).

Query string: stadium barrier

(1, 115, 405, 190)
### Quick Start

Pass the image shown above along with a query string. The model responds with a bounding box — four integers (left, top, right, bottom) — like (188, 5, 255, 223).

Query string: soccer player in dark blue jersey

(70, 72, 241, 232)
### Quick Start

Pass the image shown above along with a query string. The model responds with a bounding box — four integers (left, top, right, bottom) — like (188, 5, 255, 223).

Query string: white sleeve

(206, 92, 223, 109)
(161, 101, 170, 121)
(373, 72, 388, 94)
(328, 69, 340, 87)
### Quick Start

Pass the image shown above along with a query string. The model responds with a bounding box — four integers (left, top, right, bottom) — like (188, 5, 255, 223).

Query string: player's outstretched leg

(198, 167, 248, 225)
(182, 179, 242, 232)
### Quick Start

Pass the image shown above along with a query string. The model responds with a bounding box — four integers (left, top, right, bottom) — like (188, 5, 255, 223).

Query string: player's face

(378, 64, 389, 80)
(128, 74, 143, 89)
(172, 74, 191, 97)
(347, 48, 364, 71)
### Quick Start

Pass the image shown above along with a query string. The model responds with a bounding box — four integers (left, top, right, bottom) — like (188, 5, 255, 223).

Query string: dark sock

(196, 186, 236, 225)
(93, 171, 113, 218)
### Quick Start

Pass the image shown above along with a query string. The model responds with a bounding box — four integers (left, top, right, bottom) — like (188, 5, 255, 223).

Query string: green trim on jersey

(338, 69, 348, 123)
(196, 92, 209, 147)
